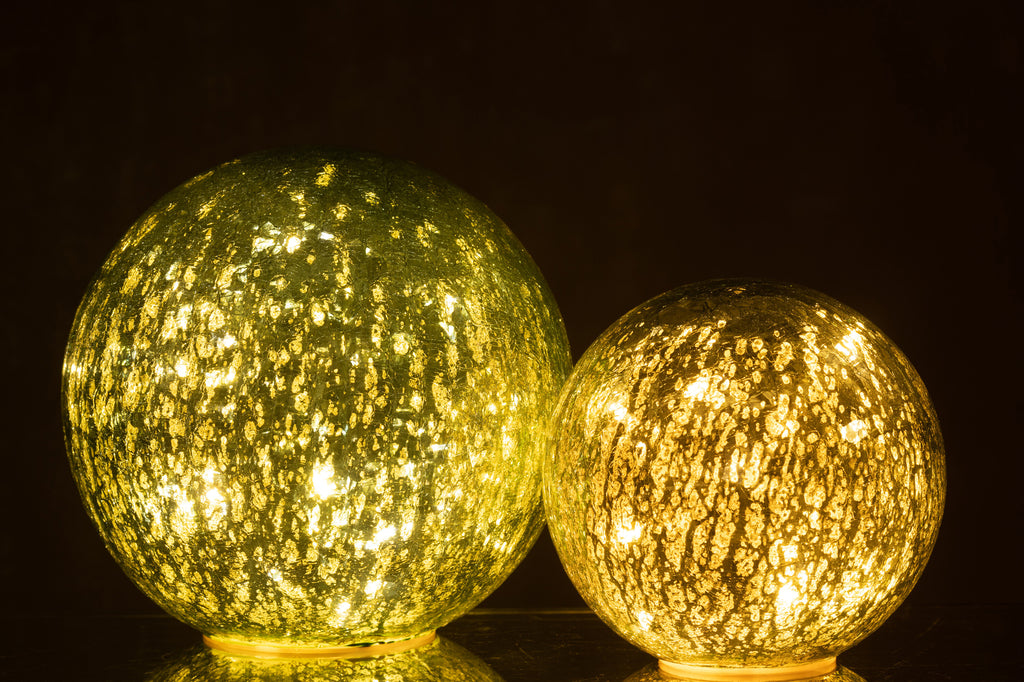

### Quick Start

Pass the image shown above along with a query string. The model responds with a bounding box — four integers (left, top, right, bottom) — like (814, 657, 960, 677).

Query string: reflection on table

(0, 605, 1016, 680)
(145, 635, 503, 681)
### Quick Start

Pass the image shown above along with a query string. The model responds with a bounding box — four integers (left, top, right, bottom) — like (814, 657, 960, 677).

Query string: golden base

(203, 630, 436, 659)
(659, 657, 837, 681)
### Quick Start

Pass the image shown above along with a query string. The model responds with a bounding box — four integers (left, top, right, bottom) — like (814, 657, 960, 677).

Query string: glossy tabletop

(0, 604, 1017, 681)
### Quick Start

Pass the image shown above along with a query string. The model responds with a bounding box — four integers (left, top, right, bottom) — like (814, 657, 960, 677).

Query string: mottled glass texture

(544, 280, 944, 670)
(146, 637, 502, 681)
(62, 149, 571, 648)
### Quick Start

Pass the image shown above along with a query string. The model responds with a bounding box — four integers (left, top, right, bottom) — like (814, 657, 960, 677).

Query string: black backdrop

(2, 2, 1020, 622)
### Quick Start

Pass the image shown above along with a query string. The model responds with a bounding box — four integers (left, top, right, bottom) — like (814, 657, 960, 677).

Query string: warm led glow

(62, 148, 571, 651)
(544, 280, 945, 676)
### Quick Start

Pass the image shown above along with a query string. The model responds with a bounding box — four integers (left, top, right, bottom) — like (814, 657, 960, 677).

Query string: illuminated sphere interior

(62, 148, 571, 649)
(544, 280, 944, 673)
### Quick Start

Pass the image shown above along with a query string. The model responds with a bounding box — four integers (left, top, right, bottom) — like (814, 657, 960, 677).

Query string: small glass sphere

(62, 148, 571, 650)
(544, 280, 944, 674)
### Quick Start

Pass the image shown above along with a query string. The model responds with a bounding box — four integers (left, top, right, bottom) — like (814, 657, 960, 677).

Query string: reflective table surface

(0, 605, 1017, 680)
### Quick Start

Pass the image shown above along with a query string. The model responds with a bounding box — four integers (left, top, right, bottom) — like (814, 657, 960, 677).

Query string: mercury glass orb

(62, 148, 571, 653)
(544, 279, 944, 679)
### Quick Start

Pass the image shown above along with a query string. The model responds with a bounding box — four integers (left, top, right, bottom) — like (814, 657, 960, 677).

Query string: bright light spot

(430, 443, 448, 452)
(608, 402, 628, 421)
(174, 305, 192, 331)
(367, 524, 396, 550)
(335, 601, 351, 616)
(781, 544, 799, 562)
(319, 231, 335, 240)
(615, 523, 643, 544)
(728, 454, 741, 483)
(742, 448, 763, 488)
(172, 488, 194, 521)
(841, 419, 868, 444)
(684, 376, 710, 399)
(776, 583, 800, 612)
(252, 237, 275, 252)
(205, 488, 224, 505)
(202, 467, 217, 483)
(835, 330, 864, 360)
(637, 611, 653, 629)
(285, 236, 302, 253)
(175, 359, 189, 377)
(220, 333, 236, 348)
(268, 568, 283, 583)
(682, 374, 726, 407)
(204, 366, 236, 389)
(365, 579, 383, 596)
(311, 463, 338, 499)
(307, 505, 321, 535)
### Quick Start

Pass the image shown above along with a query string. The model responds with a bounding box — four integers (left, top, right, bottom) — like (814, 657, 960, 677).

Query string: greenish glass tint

(62, 148, 571, 649)
(544, 280, 944, 672)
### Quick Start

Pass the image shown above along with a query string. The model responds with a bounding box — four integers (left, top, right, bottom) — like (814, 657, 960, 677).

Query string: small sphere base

(203, 631, 437, 659)
(659, 657, 836, 681)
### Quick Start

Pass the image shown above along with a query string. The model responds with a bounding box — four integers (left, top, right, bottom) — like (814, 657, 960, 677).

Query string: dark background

(1, 0, 1019, 629)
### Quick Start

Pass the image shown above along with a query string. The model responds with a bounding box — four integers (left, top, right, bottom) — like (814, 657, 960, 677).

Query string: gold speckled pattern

(62, 148, 571, 647)
(145, 636, 503, 681)
(544, 280, 944, 668)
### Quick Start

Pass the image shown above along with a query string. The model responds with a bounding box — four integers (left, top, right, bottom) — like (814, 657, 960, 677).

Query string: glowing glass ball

(544, 280, 944, 678)
(62, 148, 571, 652)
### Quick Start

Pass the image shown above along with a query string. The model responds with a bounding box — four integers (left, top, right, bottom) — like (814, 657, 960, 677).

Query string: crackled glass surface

(544, 280, 945, 669)
(146, 637, 502, 681)
(62, 148, 571, 648)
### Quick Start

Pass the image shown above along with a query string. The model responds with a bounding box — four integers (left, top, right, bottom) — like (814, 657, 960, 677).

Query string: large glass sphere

(62, 148, 571, 651)
(544, 280, 944, 677)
